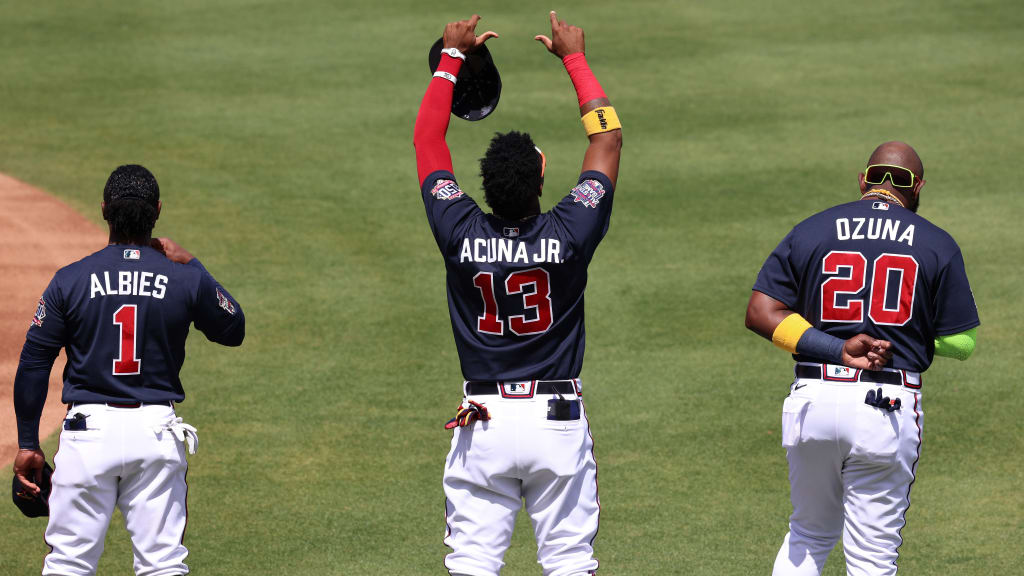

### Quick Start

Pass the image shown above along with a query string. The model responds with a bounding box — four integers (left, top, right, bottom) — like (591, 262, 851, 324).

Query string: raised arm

(536, 11, 622, 186)
(413, 15, 498, 187)
(745, 290, 893, 371)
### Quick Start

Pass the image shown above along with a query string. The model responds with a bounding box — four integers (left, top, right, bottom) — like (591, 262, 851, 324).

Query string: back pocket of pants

(851, 402, 900, 463)
(781, 395, 812, 448)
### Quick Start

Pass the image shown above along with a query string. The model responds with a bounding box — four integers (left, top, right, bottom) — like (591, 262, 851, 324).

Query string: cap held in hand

(12, 461, 54, 518)
(428, 38, 502, 121)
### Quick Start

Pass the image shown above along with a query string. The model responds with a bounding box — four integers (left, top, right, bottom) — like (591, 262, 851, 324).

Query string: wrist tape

(796, 327, 845, 365)
(562, 52, 606, 106)
(772, 313, 845, 364)
(581, 107, 621, 136)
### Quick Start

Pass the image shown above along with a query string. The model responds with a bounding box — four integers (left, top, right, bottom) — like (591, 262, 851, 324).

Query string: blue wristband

(795, 328, 845, 365)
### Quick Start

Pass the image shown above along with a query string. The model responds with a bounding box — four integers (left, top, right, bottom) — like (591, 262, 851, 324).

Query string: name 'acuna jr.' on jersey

(28, 244, 244, 404)
(422, 171, 613, 381)
(754, 199, 979, 373)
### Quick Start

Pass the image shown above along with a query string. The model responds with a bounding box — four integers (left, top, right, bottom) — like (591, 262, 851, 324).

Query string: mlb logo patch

(823, 364, 859, 382)
(123, 249, 141, 260)
(570, 179, 605, 208)
(503, 227, 520, 238)
(872, 202, 890, 211)
(430, 179, 464, 201)
(500, 381, 535, 398)
(32, 298, 46, 327)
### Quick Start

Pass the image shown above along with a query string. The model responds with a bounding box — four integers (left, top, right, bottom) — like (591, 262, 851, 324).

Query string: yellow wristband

(772, 313, 812, 354)
(581, 107, 621, 136)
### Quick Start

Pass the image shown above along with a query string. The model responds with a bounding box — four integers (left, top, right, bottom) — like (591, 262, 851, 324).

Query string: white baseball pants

(43, 403, 193, 576)
(772, 375, 923, 576)
(442, 384, 599, 576)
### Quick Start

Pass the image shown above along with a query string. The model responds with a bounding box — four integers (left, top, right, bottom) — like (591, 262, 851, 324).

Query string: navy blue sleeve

(933, 248, 980, 335)
(752, 229, 800, 309)
(421, 170, 482, 251)
(25, 275, 67, 349)
(13, 340, 61, 449)
(549, 170, 615, 261)
(189, 259, 245, 346)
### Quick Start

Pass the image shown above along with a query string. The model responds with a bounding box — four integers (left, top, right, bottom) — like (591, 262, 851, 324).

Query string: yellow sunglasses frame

(864, 164, 918, 189)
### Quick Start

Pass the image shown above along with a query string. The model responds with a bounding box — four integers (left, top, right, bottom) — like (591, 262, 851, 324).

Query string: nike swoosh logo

(793, 383, 807, 390)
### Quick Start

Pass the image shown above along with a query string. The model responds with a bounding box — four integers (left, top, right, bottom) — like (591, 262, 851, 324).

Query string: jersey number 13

(473, 268, 553, 336)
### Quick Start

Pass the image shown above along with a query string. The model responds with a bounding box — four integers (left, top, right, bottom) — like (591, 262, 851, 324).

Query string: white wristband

(433, 70, 457, 85)
(441, 47, 466, 61)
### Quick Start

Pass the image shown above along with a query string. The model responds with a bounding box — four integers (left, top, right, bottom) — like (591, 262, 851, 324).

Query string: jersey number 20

(820, 251, 919, 326)
(112, 304, 142, 375)
(473, 268, 553, 336)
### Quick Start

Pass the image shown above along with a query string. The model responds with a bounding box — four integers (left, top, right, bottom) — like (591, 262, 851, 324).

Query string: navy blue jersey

(26, 244, 244, 403)
(421, 169, 614, 380)
(753, 199, 979, 372)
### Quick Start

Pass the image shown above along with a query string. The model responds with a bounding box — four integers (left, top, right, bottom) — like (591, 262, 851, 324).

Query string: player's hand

(535, 11, 585, 58)
(13, 449, 46, 496)
(151, 237, 195, 264)
(443, 15, 498, 54)
(841, 334, 893, 371)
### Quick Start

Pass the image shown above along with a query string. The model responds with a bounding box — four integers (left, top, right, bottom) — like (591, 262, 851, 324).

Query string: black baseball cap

(103, 164, 160, 206)
(12, 461, 53, 518)
(428, 38, 502, 121)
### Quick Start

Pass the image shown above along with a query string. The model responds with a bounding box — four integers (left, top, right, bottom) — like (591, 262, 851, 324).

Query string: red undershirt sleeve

(414, 54, 464, 187)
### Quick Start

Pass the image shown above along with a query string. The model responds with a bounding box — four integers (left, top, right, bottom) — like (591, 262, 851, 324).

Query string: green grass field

(1, 0, 1022, 573)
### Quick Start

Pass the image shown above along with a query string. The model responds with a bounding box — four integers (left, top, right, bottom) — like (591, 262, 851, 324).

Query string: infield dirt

(0, 172, 106, 464)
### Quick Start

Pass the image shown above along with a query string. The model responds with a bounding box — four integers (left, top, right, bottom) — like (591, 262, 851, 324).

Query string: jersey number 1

(112, 304, 141, 375)
(473, 268, 553, 336)
(820, 251, 919, 326)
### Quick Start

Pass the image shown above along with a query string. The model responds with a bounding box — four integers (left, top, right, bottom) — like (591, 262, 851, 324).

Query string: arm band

(581, 107, 621, 136)
(772, 313, 811, 353)
(562, 52, 606, 107)
(934, 327, 977, 361)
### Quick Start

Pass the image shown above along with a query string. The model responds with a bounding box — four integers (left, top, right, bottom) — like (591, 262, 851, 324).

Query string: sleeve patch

(570, 179, 606, 208)
(430, 179, 464, 201)
(216, 288, 236, 315)
(32, 298, 46, 327)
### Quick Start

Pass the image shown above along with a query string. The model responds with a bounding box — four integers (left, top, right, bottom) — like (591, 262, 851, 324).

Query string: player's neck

(108, 233, 152, 246)
(861, 188, 907, 208)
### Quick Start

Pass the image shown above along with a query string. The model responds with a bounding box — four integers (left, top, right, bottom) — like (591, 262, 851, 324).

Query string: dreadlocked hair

(106, 198, 158, 239)
(479, 131, 542, 220)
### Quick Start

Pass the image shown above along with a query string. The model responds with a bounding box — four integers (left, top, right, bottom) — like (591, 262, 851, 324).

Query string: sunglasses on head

(864, 164, 918, 189)
(535, 146, 546, 179)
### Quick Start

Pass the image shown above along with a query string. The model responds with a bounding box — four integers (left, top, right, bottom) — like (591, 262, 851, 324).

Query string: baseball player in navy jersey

(745, 141, 979, 575)
(12, 164, 244, 575)
(414, 13, 621, 576)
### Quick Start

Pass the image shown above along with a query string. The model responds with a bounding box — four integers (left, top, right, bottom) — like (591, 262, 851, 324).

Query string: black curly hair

(103, 165, 160, 240)
(479, 131, 543, 220)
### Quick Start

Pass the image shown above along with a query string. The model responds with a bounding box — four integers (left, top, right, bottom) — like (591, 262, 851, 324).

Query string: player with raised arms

(11, 164, 245, 575)
(745, 142, 979, 575)
(414, 11, 621, 576)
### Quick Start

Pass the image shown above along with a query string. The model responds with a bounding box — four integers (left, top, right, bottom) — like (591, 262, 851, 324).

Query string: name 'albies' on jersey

(753, 200, 979, 373)
(26, 245, 244, 403)
(421, 169, 614, 380)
